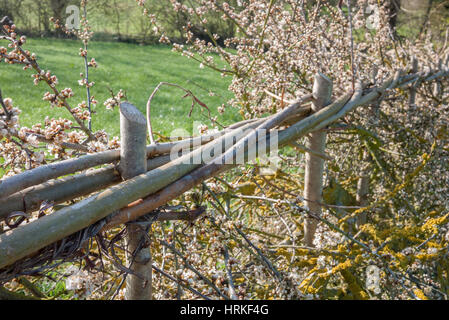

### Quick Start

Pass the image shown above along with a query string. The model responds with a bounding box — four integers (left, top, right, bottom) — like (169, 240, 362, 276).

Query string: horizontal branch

(30, 133, 89, 152)
(0, 110, 310, 202)
(0, 149, 121, 200)
(0, 154, 171, 220)
(288, 141, 333, 161)
(0, 128, 236, 200)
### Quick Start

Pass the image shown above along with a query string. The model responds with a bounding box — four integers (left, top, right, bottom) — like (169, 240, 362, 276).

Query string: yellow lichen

(413, 289, 429, 300)
(421, 213, 449, 234)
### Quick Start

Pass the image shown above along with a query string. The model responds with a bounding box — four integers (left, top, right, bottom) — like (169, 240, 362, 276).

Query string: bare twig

(264, 89, 296, 105)
(339, 0, 357, 91)
(146, 82, 211, 145)
(17, 277, 47, 299)
(288, 141, 333, 161)
(223, 246, 238, 300)
(160, 240, 230, 300)
(0, 89, 12, 120)
(203, 183, 283, 281)
(296, 205, 418, 299)
(152, 264, 211, 300)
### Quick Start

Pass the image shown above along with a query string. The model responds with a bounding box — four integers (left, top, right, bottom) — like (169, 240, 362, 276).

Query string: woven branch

(0, 117, 272, 201)
(0, 64, 448, 273)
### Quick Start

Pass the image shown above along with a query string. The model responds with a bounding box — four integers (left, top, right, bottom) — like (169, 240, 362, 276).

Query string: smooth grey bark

(0, 149, 121, 201)
(0, 111, 310, 221)
(303, 73, 332, 247)
(0, 165, 120, 220)
(118, 102, 152, 301)
(0, 155, 171, 221)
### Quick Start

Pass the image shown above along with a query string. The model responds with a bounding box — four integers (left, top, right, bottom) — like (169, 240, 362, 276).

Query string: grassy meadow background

(2, 0, 447, 139)
(0, 38, 240, 138)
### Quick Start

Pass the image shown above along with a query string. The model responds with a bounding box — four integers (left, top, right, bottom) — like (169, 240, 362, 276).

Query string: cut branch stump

(119, 102, 152, 300)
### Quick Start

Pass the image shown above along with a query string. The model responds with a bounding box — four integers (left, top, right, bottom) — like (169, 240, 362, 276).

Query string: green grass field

(0, 38, 240, 138)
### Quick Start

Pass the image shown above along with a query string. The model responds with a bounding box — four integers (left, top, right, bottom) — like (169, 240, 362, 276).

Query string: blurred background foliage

(0, 0, 446, 45)
(0, 0, 239, 44)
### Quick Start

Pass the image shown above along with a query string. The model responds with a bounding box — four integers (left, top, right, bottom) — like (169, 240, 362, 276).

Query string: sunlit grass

(0, 37, 240, 138)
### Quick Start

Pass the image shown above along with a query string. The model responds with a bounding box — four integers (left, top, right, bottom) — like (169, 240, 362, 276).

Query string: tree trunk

(118, 102, 152, 300)
(303, 73, 333, 247)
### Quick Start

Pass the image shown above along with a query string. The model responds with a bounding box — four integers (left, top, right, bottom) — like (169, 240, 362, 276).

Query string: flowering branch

(0, 17, 97, 142)
(81, 1, 94, 131)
